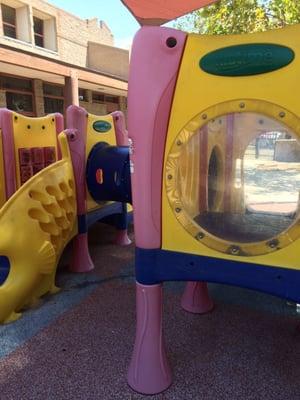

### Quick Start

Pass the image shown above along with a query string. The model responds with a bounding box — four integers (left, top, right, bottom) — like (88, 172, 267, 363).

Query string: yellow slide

(0, 133, 77, 324)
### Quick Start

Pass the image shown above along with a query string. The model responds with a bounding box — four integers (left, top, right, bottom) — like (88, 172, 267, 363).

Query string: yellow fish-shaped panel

(0, 133, 77, 324)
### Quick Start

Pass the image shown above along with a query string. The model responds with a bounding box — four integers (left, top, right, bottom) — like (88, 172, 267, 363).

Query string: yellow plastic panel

(85, 112, 117, 211)
(0, 133, 77, 324)
(12, 113, 59, 188)
(162, 24, 300, 270)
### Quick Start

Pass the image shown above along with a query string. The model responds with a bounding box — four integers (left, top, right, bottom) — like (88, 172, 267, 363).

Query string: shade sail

(121, 0, 219, 25)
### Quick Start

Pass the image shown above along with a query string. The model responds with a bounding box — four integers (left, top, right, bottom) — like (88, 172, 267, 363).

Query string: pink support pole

(181, 281, 214, 314)
(114, 229, 132, 246)
(69, 233, 94, 273)
(64, 122, 95, 273)
(127, 283, 172, 395)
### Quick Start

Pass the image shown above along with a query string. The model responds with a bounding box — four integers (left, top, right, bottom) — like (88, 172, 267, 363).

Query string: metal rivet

(196, 232, 204, 240)
(239, 102, 245, 109)
(175, 207, 181, 213)
(279, 111, 285, 118)
(167, 174, 173, 180)
(166, 37, 177, 48)
(202, 114, 207, 120)
(230, 245, 240, 255)
(267, 239, 278, 249)
(176, 140, 182, 146)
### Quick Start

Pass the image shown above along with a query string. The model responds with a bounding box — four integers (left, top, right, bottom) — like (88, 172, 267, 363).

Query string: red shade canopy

(121, 0, 219, 25)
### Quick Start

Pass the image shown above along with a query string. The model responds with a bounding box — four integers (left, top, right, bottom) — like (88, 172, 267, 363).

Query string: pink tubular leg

(114, 229, 132, 246)
(181, 281, 214, 314)
(69, 233, 94, 273)
(127, 283, 172, 395)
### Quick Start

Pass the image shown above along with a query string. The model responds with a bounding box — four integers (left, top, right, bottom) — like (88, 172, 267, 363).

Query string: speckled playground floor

(0, 223, 300, 400)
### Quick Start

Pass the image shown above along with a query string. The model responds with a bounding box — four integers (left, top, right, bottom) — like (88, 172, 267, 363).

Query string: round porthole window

(166, 105, 300, 256)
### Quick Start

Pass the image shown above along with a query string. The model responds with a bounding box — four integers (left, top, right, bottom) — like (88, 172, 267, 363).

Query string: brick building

(0, 0, 128, 117)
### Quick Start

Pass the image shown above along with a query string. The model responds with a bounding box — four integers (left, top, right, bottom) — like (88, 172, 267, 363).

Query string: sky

(47, 0, 140, 49)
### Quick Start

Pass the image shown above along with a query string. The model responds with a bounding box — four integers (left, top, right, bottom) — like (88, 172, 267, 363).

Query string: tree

(174, 0, 300, 35)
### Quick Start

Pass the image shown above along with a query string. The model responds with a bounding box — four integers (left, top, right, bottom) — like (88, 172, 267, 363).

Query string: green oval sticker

(93, 120, 112, 133)
(200, 43, 295, 77)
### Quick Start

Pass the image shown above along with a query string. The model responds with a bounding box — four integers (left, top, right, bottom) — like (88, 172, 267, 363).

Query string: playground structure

(1, 0, 300, 396)
(0, 106, 132, 324)
(124, 13, 300, 395)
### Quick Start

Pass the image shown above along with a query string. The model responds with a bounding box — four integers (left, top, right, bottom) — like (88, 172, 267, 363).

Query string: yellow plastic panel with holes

(12, 113, 59, 188)
(0, 133, 77, 324)
(0, 130, 6, 208)
(162, 24, 300, 271)
(85, 112, 117, 211)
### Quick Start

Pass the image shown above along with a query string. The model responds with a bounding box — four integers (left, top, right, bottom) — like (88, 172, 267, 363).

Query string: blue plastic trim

(115, 203, 129, 230)
(86, 202, 122, 228)
(0, 256, 10, 285)
(127, 210, 133, 224)
(86, 142, 132, 204)
(135, 248, 300, 303)
(78, 214, 87, 234)
(86, 202, 133, 230)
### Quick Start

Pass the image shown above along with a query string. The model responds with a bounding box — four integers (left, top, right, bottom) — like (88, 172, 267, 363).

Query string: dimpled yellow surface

(0, 133, 77, 324)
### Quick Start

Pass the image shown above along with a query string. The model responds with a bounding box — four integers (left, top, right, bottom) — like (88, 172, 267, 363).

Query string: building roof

(121, 0, 218, 25)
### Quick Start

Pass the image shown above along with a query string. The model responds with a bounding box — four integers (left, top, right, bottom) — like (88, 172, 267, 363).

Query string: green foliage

(174, 0, 300, 35)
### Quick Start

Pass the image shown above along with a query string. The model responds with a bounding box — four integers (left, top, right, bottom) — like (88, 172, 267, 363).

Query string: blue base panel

(136, 248, 300, 303)
(86, 202, 133, 229)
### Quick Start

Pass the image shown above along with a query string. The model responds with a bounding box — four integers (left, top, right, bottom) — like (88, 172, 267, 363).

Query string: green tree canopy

(174, 0, 300, 34)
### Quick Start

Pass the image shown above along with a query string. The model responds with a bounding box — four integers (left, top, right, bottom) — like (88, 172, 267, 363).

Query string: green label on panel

(93, 120, 112, 133)
(199, 43, 295, 76)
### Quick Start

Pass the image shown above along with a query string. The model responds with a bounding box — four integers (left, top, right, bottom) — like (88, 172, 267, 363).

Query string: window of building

(92, 92, 119, 104)
(1, 4, 16, 39)
(79, 88, 88, 102)
(0, 74, 34, 116)
(33, 16, 44, 47)
(32, 9, 57, 51)
(92, 91, 120, 113)
(105, 95, 119, 104)
(0, 75, 31, 91)
(6, 92, 33, 113)
(92, 92, 105, 103)
(43, 83, 64, 114)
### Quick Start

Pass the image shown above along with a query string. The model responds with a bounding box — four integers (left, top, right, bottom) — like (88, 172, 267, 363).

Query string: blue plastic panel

(135, 248, 300, 303)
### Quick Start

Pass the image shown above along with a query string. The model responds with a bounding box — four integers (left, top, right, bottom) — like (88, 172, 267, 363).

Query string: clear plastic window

(177, 112, 300, 243)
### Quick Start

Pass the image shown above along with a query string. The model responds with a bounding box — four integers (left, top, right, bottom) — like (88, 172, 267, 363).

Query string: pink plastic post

(64, 121, 95, 273)
(127, 27, 187, 249)
(181, 281, 214, 314)
(0, 109, 16, 199)
(69, 233, 94, 273)
(128, 283, 172, 395)
(114, 229, 132, 246)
